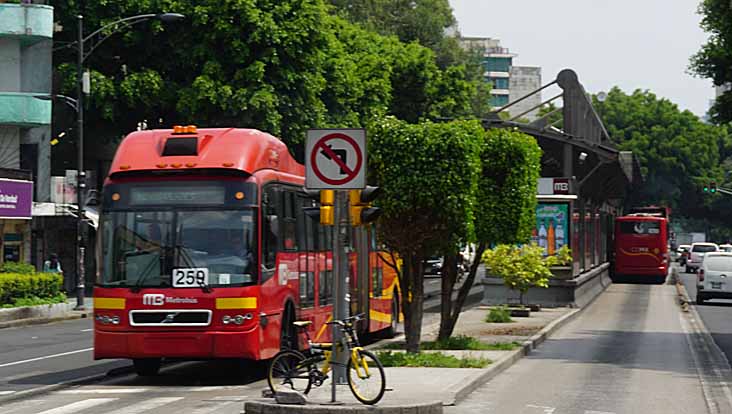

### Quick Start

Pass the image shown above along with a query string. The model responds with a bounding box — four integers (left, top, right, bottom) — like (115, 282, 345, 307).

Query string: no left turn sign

(305, 129, 366, 189)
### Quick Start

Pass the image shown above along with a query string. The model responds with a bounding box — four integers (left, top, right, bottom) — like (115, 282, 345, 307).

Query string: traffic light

(303, 189, 335, 225)
(349, 186, 382, 226)
(703, 184, 709, 192)
(711, 182, 718, 193)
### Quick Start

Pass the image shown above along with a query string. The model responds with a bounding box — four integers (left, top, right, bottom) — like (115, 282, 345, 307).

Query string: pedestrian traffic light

(349, 186, 382, 226)
(711, 182, 718, 193)
(703, 184, 710, 192)
(303, 189, 335, 225)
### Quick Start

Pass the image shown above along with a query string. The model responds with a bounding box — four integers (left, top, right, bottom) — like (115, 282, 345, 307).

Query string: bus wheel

(280, 304, 298, 351)
(133, 358, 161, 376)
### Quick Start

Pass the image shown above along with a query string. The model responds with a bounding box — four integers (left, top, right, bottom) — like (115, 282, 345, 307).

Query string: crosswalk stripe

(0, 399, 47, 414)
(188, 401, 240, 414)
(35, 398, 117, 414)
(105, 397, 183, 414)
(57, 388, 149, 394)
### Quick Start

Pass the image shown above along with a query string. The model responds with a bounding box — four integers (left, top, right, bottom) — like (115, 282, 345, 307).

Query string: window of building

(492, 78, 509, 89)
(491, 94, 509, 107)
(484, 57, 512, 73)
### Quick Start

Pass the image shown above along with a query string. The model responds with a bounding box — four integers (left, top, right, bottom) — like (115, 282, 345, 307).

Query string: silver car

(686, 242, 719, 273)
(697, 252, 732, 304)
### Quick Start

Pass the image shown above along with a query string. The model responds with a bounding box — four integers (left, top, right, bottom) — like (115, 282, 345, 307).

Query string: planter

(509, 308, 530, 317)
(550, 266, 574, 280)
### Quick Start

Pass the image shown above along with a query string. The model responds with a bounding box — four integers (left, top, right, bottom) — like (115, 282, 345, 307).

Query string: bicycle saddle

(293, 320, 312, 328)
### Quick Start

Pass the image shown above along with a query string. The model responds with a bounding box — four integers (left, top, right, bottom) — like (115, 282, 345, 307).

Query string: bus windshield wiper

(129, 249, 163, 293)
(175, 244, 213, 293)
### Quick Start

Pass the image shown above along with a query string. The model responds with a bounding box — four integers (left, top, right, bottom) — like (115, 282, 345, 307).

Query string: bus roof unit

(108, 127, 304, 178)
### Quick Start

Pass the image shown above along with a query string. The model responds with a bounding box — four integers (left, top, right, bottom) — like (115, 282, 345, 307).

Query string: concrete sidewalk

(0, 296, 91, 329)
(246, 304, 584, 413)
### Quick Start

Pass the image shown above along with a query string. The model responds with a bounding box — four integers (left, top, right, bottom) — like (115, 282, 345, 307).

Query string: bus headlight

(95, 314, 120, 325)
(222, 314, 254, 325)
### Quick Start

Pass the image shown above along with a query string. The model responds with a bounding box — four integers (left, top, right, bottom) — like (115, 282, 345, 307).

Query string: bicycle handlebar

(326, 313, 364, 327)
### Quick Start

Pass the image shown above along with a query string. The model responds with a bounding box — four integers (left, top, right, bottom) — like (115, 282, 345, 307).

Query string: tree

(369, 117, 482, 352)
(690, 0, 732, 123)
(437, 127, 542, 341)
(594, 87, 728, 220)
(51, 0, 484, 152)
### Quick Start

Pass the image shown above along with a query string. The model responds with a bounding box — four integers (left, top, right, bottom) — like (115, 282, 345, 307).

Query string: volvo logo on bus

(142, 294, 165, 306)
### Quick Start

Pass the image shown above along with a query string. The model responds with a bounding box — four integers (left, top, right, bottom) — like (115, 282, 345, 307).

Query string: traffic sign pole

(330, 190, 350, 402)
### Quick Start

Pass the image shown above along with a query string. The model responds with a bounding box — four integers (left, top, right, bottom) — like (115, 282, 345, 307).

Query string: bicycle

(267, 313, 386, 405)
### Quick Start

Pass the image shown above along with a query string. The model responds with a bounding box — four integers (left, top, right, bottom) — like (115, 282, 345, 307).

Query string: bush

(1, 293, 67, 309)
(486, 306, 514, 323)
(376, 351, 490, 368)
(1, 262, 37, 275)
(421, 335, 520, 351)
(0, 273, 64, 306)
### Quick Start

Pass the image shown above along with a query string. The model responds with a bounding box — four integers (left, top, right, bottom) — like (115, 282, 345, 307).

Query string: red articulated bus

(94, 126, 399, 376)
(613, 206, 670, 284)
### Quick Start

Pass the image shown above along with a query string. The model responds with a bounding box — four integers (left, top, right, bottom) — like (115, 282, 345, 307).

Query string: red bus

(93, 126, 399, 376)
(613, 212, 669, 284)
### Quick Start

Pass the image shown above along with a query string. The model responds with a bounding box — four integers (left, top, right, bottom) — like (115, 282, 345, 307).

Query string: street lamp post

(62, 12, 185, 310)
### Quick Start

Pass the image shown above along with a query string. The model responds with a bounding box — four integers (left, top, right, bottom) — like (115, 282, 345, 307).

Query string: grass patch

(377, 351, 490, 368)
(0, 293, 67, 309)
(382, 335, 521, 351)
(485, 306, 514, 323)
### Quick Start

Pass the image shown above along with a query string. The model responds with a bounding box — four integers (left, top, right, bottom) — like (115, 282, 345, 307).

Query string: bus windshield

(99, 209, 256, 288)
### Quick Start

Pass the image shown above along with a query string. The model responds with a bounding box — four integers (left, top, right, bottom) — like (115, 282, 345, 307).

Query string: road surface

(447, 282, 714, 414)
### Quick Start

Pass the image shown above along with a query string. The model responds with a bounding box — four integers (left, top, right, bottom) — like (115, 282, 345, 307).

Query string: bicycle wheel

(347, 349, 386, 405)
(268, 350, 313, 395)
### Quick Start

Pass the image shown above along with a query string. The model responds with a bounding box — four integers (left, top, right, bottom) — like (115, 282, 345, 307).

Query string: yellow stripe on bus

(369, 309, 392, 324)
(94, 297, 126, 310)
(216, 297, 257, 309)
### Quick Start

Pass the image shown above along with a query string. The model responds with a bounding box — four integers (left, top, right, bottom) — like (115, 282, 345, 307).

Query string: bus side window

(262, 185, 281, 282)
(282, 190, 297, 251)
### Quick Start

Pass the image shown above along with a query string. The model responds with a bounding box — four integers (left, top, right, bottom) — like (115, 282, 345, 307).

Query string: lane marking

(0, 399, 47, 414)
(80, 329, 93, 332)
(106, 397, 183, 414)
(57, 388, 149, 394)
(0, 348, 93, 369)
(36, 398, 117, 414)
(526, 404, 555, 413)
(585, 411, 616, 414)
(0, 390, 16, 395)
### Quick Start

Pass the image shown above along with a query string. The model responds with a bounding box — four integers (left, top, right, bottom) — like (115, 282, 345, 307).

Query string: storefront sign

(532, 203, 569, 256)
(537, 177, 575, 195)
(0, 179, 32, 219)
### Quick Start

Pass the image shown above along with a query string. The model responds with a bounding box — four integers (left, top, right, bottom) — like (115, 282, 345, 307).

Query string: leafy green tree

(369, 117, 482, 353)
(690, 0, 732, 123)
(437, 127, 541, 341)
(594, 87, 728, 220)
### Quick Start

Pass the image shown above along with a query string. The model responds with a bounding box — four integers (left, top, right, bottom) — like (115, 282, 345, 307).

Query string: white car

(686, 242, 719, 273)
(696, 252, 732, 304)
(720, 244, 732, 253)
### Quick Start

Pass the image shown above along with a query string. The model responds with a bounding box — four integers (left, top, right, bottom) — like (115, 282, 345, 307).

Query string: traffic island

(243, 399, 443, 413)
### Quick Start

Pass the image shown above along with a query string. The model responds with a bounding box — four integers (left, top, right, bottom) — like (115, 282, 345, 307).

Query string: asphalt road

(678, 266, 732, 370)
(0, 273, 483, 413)
(447, 282, 711, 414)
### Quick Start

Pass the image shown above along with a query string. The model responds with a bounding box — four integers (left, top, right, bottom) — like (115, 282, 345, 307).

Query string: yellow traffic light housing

(349, 186, 382, 226)
(303, 189, 335, 226)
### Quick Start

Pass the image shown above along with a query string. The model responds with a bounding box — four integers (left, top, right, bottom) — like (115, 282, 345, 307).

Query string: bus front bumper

(615, 265, 667, 276)
(94, 327, 260, 360)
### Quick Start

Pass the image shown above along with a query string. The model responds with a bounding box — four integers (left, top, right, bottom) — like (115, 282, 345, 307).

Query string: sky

(449, 0, 715, 117)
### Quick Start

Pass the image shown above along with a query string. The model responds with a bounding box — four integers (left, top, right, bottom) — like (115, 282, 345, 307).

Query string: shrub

(421, 335, 520, 351)
(1, 262, 37, 275)
(486, 306, 514, 323)
(0, 273, 64, 306)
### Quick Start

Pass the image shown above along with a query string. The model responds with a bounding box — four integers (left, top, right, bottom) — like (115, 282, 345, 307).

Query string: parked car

(696, 252, 732, 304)
(720, 244, 732, 253)
(424, 256, 443, 275)
(686, 242, 719, 273)
(677, 244, 691, 265)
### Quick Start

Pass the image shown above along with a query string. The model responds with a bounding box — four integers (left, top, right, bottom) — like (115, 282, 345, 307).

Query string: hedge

(0, 273, 64, 306)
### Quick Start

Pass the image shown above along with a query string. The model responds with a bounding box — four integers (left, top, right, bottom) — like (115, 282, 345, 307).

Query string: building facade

(0, 2, 53, 264)
(460, 37, 542, 120)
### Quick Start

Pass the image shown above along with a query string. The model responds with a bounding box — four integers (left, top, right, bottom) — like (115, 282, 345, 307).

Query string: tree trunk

(437, 242, 487, 341)
(401, 252, 424, 353)
(438, 254, 458, 341)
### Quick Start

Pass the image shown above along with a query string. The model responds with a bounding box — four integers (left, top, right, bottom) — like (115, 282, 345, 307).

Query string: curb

(243, 400, 443, 414)
(0, 312, 90, 330)
(445, 307, 583, 405)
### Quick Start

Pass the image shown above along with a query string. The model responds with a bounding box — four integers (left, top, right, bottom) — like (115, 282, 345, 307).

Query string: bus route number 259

(173, 268, 209, 288)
